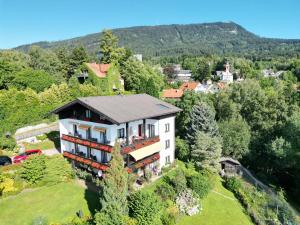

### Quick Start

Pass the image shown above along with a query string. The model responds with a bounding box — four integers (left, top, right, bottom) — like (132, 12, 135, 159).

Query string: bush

(42, 155, 74, 184)
(224, 177, 242, 194)
(144, 168, 152, 182)
(161, 204, 180, 225)
(0, 136, 16, 151)
(175, 137, 190, 161)
(155, 182, 176, 201)
(187, 173, 212, 199)
(36, 134, 47, 141)
(165, 168, 187, 194)
(0, 177, 16, 195)
(21, 154, 46, 184)
(128, 191, 163, 225)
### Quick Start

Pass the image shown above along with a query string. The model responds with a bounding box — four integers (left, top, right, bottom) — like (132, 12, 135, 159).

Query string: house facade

(216, 62, 233, 83)
(52, 94, 181, 176)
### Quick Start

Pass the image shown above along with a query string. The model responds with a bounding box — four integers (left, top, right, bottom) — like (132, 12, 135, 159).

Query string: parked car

(0, 156, 12, 166)
(13, 149, 42, 164)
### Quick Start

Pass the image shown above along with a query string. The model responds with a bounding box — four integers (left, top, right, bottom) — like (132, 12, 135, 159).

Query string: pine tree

(186, 101, 219, 145)
(95, 143, 128, 225)
(191, 131, 222, 172)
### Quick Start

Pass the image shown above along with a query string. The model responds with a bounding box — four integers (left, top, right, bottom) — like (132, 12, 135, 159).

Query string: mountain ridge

(14, 22, 300, 57)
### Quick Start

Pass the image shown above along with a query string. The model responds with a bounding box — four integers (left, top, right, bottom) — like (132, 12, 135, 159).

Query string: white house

(52, 94, 181, 177)
(216, 62, 233, 83)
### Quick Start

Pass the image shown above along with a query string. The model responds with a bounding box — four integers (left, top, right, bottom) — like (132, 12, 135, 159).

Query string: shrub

(155, 182, 176, 201)
(144, 168, 152, 182)
(161, 204, 180, 225)
(224, 177, 242, 194)
(42, 155, 74, 184)
(128, 191, 163, 225)
(187, 173, 212, 198)
(165, 168, 187, 194)
(0, 177, 16, 195)
(175, 137, 190, 161)
(36, 134, 47, 141)
(21, 154, 46, 184)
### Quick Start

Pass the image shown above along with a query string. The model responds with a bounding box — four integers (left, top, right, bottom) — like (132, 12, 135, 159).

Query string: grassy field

(0, 182, 99, 225)
(177, 178, 253, 225)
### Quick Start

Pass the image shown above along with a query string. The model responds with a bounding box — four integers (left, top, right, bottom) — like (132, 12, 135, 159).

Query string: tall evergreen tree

(186, 101, 219, 145)
(191, 131, 222, 172)
(95, 143, 128, 225)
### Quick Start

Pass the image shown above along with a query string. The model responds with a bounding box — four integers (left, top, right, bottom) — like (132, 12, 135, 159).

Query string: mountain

(14, 22, 300, 57)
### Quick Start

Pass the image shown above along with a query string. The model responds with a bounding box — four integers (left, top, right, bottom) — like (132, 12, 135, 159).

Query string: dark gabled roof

(52, 94, 182, 124)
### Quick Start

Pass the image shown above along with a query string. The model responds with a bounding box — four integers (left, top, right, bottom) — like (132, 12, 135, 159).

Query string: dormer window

(85, 109, 91, 118)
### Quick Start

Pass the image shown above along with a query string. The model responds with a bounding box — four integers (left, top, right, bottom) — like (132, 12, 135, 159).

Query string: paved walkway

(42, 148, 60, 156)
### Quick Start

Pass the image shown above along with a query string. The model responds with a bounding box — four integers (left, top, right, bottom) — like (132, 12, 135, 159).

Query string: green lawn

(177, 178, 253, 225)
(0, 182, 99, 225)
(22, 139, 56, 150)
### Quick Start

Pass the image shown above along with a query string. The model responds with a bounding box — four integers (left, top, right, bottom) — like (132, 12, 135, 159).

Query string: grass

(0, 182, 99, 225)
(22, 139, 56, 150)
(177, 178, 253, 225)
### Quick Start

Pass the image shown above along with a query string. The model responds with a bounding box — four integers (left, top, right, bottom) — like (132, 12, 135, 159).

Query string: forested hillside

(14, 22, 300, 58)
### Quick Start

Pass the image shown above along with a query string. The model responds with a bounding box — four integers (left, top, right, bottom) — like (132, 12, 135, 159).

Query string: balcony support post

(143, 119, 146, 139)
(126, 122, 129, 146)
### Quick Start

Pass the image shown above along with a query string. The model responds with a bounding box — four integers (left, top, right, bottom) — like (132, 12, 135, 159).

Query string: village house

(262, 69, 284, 78)
(216, 62, 233, 83)
(52, 94, 181, 177)
(77, 62, 124, 92)
(164, 64, 192, 83)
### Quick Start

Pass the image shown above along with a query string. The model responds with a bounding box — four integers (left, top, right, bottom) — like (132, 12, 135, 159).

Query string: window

(165, 155, 171, 164)
(102, 151, 108, 163)
(165, 139, 170, 149)
(118, 128, 125, 139)
(148, 124, 155, 138)
(99, 131, 106, 143)
(85, 109, 91, 118)
(165, 123, 170, 132)
(73, 110, 76, 117)
(86, 127, 91, 139)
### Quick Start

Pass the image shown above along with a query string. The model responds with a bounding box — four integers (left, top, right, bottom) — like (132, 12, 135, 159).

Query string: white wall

(158, 116, 175, 169)
(59, 116, 175, 170)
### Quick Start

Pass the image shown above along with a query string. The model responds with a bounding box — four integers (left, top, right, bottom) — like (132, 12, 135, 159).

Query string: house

(78, 62, 124, 92)
(262, 69, 284, 78)
(162, 89, 184, 99)
(52, 94, 181, 177)
(179, 81, 201, 92)
(164, 64, 192, 83)
(216, 62, 233, 83)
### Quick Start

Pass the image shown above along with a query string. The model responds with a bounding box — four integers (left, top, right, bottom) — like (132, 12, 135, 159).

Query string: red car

(13, 149, 42, 164)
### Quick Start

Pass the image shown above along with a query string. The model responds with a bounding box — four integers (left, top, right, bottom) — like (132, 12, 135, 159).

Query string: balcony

(126, 153, 160, 173)
(61, 134, 113, 153)
(63, 151, 109, 171)
(122, 136, 160, 154)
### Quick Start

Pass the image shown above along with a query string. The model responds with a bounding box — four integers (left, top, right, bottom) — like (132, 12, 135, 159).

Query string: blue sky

(0, 0, 299, 49)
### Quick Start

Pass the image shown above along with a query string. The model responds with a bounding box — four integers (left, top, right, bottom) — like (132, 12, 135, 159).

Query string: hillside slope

(15, 22, 300, 57)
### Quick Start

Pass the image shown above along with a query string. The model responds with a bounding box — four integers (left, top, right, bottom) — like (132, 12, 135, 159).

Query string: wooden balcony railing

(122, 136, 160, 154)
(63, 151, 109, 171)
(126, 153, 160, 173)
(61, 134, 113, 153)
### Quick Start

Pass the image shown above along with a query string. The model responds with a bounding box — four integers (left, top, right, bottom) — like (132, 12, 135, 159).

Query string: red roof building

(162, 89, 184, 99)
(85, 63, 111, 78)
(179, 82, 200, 91)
